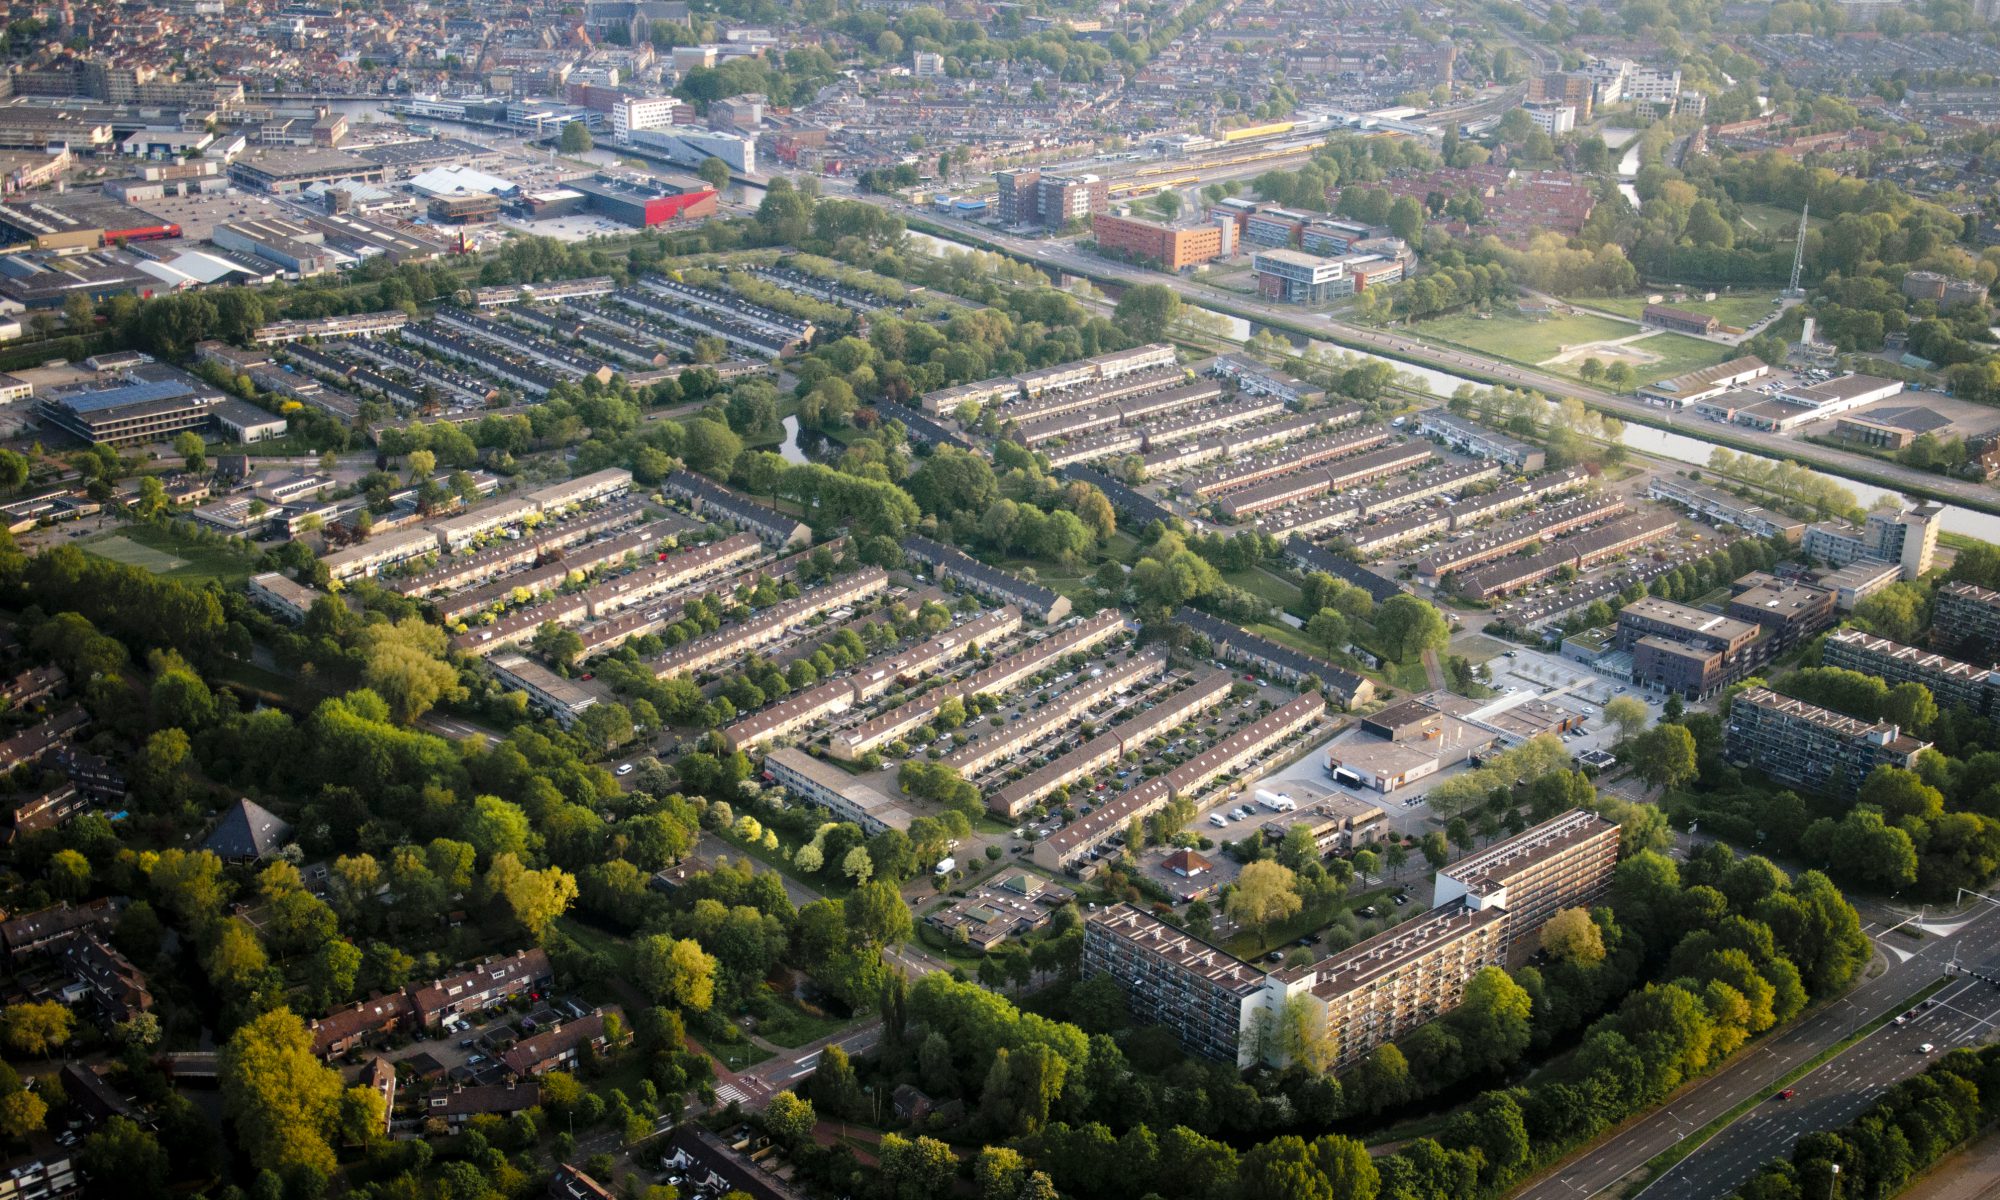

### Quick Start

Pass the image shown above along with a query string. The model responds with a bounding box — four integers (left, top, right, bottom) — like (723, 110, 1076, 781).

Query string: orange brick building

(1093, 213, 1223, 271)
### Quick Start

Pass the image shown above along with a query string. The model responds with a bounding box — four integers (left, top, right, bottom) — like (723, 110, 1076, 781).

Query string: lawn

(752, 1002, 857, 1049)
(1622, 331, 1735, 386)
(1407, 309, 1639, 366)
(1735, 202, 1817, 239)
(1586, 290, 1785, 330)
(1223, 567, 1305, 615)
(80, 521, 257, 586)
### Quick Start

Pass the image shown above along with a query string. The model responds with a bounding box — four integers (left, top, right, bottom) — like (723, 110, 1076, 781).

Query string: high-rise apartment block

(1083, 810, 1619, 1069)
(1082, 905, 1269, 1064)
(1821, 628, 1998, 717)
(1801, 505, 1939, 582)
(1430, 808, 1620, 950)
(994, 169, 1107, 228)
(1725, 687, 1929, 798)
(1932, 582, 2000, 660)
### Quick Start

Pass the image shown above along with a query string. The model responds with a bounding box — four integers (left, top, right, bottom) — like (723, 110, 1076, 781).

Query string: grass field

(1735, 202, 1817, 239)
(1586, 291, 1785, 329)
(80, 522, 256, 585)
(1624, 331, 1735, 385)
(1408, 309, 1639, 366)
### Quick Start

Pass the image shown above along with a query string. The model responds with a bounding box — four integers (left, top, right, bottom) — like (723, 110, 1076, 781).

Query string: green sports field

(80, 523, 255, 586)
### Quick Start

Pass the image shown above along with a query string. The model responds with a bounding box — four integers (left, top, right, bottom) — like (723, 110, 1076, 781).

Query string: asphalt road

(878, 202, 2000, 518)
(1516, 902, 2000, 1200)
(1638, 971, 2000, 1200)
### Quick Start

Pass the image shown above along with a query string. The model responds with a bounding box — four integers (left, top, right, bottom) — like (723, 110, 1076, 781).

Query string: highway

(876, 200, 2000, 519)
(1515, 903, 2000, 1200)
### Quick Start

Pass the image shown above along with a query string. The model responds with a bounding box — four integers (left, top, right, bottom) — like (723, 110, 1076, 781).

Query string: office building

(1724, 687, 1928, 799)
(1092, 212, 1224, 271)
(611, 97, 678, 139)
(762, 748, 912, 834)
(1252, 249, 1350, 303)
(1523, 100, 1576, 135)
(1901, 271, 1988, 308)
(37, 366, 227, 448)
(1821, 628, 1999, 717)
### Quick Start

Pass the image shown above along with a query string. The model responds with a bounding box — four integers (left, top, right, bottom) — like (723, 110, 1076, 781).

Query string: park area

(80, 522, 255, 586)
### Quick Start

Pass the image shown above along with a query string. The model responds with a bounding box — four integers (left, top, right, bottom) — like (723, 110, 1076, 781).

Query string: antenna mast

(1786, 203, 1809, 296)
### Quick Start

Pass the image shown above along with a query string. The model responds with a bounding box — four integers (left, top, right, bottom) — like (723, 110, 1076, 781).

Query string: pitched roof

(203, 798, 292, 860)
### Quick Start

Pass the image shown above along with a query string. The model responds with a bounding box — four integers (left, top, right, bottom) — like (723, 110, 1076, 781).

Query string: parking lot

(402, 995, 599, 1088)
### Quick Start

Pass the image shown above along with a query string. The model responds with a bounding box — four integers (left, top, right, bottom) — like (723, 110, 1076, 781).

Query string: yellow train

(1220, 121, 1295, 143)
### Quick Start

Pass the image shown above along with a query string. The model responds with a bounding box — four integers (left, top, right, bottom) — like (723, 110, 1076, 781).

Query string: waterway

(776, 414, 810, 465)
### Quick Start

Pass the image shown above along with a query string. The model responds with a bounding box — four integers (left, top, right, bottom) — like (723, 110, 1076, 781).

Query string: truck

(1255, 788, 1297, 813)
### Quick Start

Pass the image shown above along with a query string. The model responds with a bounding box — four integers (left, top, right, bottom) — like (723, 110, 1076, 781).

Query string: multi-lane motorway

(1517, 903, 2000, 1200)
(869, 200, 2000, 520)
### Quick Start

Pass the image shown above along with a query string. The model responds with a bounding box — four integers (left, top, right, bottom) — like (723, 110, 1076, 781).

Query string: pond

(776, 414, 811, 465)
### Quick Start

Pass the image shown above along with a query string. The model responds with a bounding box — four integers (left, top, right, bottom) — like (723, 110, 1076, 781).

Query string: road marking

(714, 1083, 750, 1107)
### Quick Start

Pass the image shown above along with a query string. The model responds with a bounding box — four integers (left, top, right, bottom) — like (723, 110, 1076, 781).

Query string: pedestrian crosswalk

(714, 1082, 751, 1107)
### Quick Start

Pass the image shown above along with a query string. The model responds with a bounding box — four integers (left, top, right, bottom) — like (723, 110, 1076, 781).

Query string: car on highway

(1777, 1088, 1795, 1100)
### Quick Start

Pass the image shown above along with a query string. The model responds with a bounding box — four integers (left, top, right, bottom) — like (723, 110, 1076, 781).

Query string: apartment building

(1413, 494, 1625, 585)
(828, 610, 1127, 760)
(248, 572, 326, 622)
(1616, 598, 1766, 684)
(1087, 809, 1617, 1070)
(944, 649, 1167, 777)
(1821, 628, 1999, 717)
(1034, 694, 1326, 871)
(649, 568, 889, 678)
(1725, 686, 1929, 799)
(1803, 505, 1941, 583)
(1646, 476, 1806, 542)
(1083, 905, 1270, 1064)
(763, 748, 913, 834)
(1286, 901, 1509, 1068)
(1934, 581, 2000, 659)
(489, 653, 597, 726)
(1432, 808, 1620, 950)
(1217, 445, 1433, 519)
(1412, 409, 1548, 471)
(251, 311, 410, 344)
(988, 669, 1234, 818)
(1724, 578, 1836, 651)
(900, 534, 1071, 621)
(663, 470, 812, 551)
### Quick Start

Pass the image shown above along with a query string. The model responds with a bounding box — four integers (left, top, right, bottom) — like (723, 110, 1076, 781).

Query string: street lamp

(1825, 1163, 1840, 1200)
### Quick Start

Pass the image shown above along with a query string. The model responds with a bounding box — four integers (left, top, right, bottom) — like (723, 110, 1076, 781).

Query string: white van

(1209, 813, 1229, 828)
(933, 857, 956, 876)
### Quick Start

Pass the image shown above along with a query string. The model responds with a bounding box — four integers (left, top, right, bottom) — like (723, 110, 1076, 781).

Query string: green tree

(697, 155, 732, 191)
(1226, 860, 1301, 932)
(174, 431, 205, 473)
(634, 935, 717, 1011)
(765, 1090, 815, 1144)
(219, 1008, 344, 1178)
(1373, 595, 1450, 663)
(1629, 723, 1698, 790)
(79, 1117, 169, 1200)
(0, 1002, 73, 1057)
(1603, 695, 1649, 741)
(559, 122, 594, 153)
(1113, 284, 1182, 343)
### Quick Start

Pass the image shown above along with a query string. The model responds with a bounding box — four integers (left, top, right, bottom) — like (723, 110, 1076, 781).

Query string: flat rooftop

(1088, 903, 1266, 996)
(1438, 808, 1617, 894)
